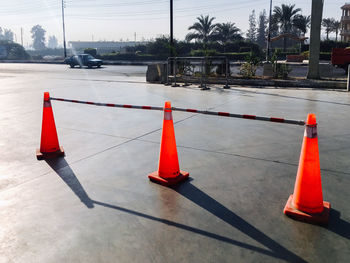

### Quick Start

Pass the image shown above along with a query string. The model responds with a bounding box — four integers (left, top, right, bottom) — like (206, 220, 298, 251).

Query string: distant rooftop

(341, 3, 350, 9)
(68, 41, 146, 49)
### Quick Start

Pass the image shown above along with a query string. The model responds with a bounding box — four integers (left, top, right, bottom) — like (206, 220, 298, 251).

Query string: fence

(165, 56, 232, 89)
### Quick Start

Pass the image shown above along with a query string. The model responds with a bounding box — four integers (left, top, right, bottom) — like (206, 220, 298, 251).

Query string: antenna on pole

(62, 0, 67, 57)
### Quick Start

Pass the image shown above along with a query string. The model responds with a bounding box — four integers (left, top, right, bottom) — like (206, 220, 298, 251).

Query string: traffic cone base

(36, 146, 65, 160)
(148, 170, 189, 187)
(284, 195, 330, 225)
(148, 101, 189, 187)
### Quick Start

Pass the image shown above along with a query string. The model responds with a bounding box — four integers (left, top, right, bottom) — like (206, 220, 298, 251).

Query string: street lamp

(62, 0, 67, 57)
(266, 0, 273, 62)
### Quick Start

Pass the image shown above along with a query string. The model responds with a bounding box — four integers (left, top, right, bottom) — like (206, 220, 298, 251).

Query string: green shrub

(275, 64, 292, 79)
(299, 51, 330, 60)
(239, 47, 251, 53)
(98, 53, 166, 61)
(190, 51, 251, 61)
(239, 53, 261, 78)
(270, 50, 292, 79)
(190, 49, 218, 57)
(240, 63, 257, 78)
(319, 52, 331, 61)
(222, 52, 251, 61)
(301, 51, 309, 59)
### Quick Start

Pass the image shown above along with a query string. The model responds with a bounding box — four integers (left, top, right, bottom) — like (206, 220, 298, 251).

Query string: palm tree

(213, 22, 241, 52)
(273, 4, 301, 51)
(322, 18, 334, 40)
(293, 15, 311, 35)
(186, 15, 217, 48)
(332, 20, 341, 42)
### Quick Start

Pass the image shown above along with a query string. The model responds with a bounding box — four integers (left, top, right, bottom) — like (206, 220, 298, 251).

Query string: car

(64, 54, 103, 68)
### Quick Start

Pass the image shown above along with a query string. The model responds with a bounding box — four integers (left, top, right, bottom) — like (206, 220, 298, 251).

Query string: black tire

(88, 63, 92, 69)
(97, 64, 101, 68)
(70, 64, 74, 68)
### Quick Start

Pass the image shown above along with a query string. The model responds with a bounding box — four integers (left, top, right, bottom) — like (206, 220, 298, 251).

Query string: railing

(165, 56, 231, 90)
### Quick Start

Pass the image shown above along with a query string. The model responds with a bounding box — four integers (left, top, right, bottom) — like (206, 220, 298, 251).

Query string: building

(341, 3, 350, 42)
(68, 41, 146, 54)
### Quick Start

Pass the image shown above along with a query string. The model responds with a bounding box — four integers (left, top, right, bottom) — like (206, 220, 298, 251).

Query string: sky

(0, 0, 347, 48)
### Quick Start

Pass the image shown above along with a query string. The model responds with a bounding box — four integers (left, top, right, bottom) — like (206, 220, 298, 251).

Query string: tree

(273, 4, 301, 51)
(0, 27, 14, 42)
(256, 10, 268, 47)
(322, 18, 334, 40)
(269, 14, 280, 38)
(147, 36, 175, 56)
(246, 10, 257, 42)
(332, 20, 341, 42)
(186, 15, 217, 48)
(31, 25, 46, 50)
(48, 35, 58, 49)
(0, 40, 29, 59)
(213, 22, 241, 51)
(293, 15, 311, 35)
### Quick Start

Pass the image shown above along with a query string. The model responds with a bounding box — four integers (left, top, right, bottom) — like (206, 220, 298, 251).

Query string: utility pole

(62, 0, 67, 57)
(21, 28, 23, 47)
(170, 0, 174, 58)
(266, 0, 272, 62)
(134, 32, 136, 42)
(307, 0, 324, 79)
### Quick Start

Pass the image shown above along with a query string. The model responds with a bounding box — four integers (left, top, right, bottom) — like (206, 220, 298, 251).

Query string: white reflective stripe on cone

(164, 111, 172, 120)
(43, 101, 51, 108)
(304, 125, 317, 138)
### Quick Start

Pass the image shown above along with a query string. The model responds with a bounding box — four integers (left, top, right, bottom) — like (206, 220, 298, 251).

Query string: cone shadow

(173, 182, 306, 263)
(326, 209, 350, 241)
(45, 158, 94, 209)
(92, 199, 278, 259)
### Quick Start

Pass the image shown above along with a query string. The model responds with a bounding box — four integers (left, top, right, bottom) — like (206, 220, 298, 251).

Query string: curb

(166, 77, 346, 89)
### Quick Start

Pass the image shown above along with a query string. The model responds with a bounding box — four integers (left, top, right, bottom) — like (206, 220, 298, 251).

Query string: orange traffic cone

(148, 101, 189, 186)
(284, 113, 330, 225)
(36, 92, 65, 160)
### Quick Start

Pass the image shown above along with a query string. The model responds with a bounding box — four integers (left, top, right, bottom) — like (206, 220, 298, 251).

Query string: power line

(64, 1, 267, 22)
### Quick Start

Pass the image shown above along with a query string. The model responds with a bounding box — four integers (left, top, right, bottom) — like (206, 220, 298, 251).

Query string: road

(0, 64, 349, 263)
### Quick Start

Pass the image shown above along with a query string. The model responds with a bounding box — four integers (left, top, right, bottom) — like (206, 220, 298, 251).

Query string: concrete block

(263, 63, 274, 77)
(146, 63, 167, 83)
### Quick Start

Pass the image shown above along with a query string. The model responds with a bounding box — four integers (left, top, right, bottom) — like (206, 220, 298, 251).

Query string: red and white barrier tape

(50, 97, 305, 126)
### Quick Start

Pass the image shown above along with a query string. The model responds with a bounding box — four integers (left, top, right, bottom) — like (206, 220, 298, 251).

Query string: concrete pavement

(0, 64, 349, 262)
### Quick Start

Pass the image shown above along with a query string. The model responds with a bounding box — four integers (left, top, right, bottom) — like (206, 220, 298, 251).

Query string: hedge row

(300, 51, 331, 61)
(95, 52, 255, 61)
(96, 53, 167, 61)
